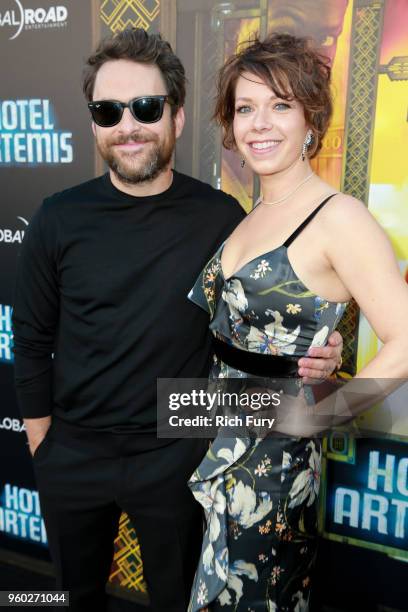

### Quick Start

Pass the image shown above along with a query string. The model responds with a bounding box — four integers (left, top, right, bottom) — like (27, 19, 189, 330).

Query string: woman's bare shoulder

(320, 191, 376, 228)
(318, 190, 391, 259)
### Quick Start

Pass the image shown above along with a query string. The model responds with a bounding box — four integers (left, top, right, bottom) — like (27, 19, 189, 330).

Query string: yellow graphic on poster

(109, 514, 147, 591)
(356, 0, 408, 436)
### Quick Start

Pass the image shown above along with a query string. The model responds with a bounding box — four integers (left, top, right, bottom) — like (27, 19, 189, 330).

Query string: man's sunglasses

(88, 95, 172, 127)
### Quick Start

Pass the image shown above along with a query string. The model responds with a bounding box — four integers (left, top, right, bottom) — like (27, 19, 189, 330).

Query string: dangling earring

(302, 130, 313, 161)
(240, 158, 246, 168)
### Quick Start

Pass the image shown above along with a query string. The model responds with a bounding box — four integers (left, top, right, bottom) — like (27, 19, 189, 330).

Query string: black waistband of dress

(213, 337, 299, 378)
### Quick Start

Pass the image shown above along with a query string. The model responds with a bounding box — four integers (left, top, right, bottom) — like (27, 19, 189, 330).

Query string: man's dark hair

(82, 27, 185, 116)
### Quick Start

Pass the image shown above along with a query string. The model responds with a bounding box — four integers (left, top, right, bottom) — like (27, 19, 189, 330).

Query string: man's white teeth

(251, 141, 280, 150)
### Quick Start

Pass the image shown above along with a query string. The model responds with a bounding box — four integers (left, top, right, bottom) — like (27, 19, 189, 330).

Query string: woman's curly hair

(214, 33, 332, 158)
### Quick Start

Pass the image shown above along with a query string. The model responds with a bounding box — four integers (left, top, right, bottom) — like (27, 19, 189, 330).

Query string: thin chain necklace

(261, 172, 315, 206)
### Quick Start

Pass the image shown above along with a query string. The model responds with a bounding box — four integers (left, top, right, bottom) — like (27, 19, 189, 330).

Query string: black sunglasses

(88, 95, 172, 127)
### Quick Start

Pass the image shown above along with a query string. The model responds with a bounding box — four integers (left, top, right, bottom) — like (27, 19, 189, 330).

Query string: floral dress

(187, 195, 347, 611)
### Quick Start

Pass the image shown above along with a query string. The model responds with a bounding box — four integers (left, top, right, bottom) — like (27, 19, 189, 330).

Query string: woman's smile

(247, 139, 283, 155)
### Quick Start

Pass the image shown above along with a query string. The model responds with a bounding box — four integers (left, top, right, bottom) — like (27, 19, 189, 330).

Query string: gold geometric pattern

(341, 1, 385, 373)
(342, 1, 384, 203)
(336, 299, 359, 376)
(108, 512, 147, 593)
(100, 0, 160, 34)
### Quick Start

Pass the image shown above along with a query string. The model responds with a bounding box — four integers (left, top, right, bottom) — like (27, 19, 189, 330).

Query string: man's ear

(174, 106, 185, 139)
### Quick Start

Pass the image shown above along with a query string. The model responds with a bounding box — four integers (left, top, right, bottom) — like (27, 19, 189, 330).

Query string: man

(12, 28, 342, 612)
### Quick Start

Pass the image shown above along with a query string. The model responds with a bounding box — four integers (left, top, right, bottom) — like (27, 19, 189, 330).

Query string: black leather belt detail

(213, 337, 299, 378)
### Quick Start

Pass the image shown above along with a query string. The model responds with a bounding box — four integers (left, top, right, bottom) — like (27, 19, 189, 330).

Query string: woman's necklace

(261, 172, 315, 206)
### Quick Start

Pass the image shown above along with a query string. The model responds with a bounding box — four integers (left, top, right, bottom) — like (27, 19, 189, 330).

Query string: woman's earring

(240, 158, 246, 168)
(302, 130, 313, 161)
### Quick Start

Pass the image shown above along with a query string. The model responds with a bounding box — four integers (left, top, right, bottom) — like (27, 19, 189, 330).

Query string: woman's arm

(323, 194, 408, 378)
(273, 195, 408, 437)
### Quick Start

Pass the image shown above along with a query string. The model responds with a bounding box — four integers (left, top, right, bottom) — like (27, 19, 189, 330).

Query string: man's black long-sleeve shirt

(12, 171, 245, 431)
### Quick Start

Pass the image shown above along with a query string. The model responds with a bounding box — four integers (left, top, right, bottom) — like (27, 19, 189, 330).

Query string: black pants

(32, 418, 208, 612)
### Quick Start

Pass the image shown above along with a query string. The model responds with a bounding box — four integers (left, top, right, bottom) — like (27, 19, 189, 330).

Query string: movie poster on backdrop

(0, 0, 95, 562)
(0, 0, 96, 290)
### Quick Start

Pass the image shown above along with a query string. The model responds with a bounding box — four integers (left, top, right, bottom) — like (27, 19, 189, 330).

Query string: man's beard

(96, 124, 175, 185)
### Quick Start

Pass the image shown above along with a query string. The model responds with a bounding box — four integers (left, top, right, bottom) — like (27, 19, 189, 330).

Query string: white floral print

(197, 579, 208, 606)
(217, 561, 258, 607)
(228, 481, 272, 528)
(247, 311, 300, 355)
(250, 259, 272, 279)
(310, 325, 329, 347)
(222, 278, 248, 314)
(281, 450, 292, 482)
(288, 441, 321, 509)
(292, 590, 310, 611)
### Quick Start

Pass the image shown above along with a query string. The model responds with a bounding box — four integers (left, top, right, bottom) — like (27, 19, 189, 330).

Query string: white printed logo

(0, 216, 28, 244)
(0, 417, 25, 433)
(0, 1, 68, 40)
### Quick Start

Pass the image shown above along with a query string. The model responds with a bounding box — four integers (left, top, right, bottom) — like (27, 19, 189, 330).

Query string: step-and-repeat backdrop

(1, 1, 407, 609)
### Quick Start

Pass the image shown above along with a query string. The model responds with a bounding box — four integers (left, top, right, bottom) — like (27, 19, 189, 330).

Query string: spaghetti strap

(283, 193, 338, 248)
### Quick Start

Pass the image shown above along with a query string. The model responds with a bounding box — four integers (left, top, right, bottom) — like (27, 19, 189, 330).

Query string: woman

(187, 33, 408, 611)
